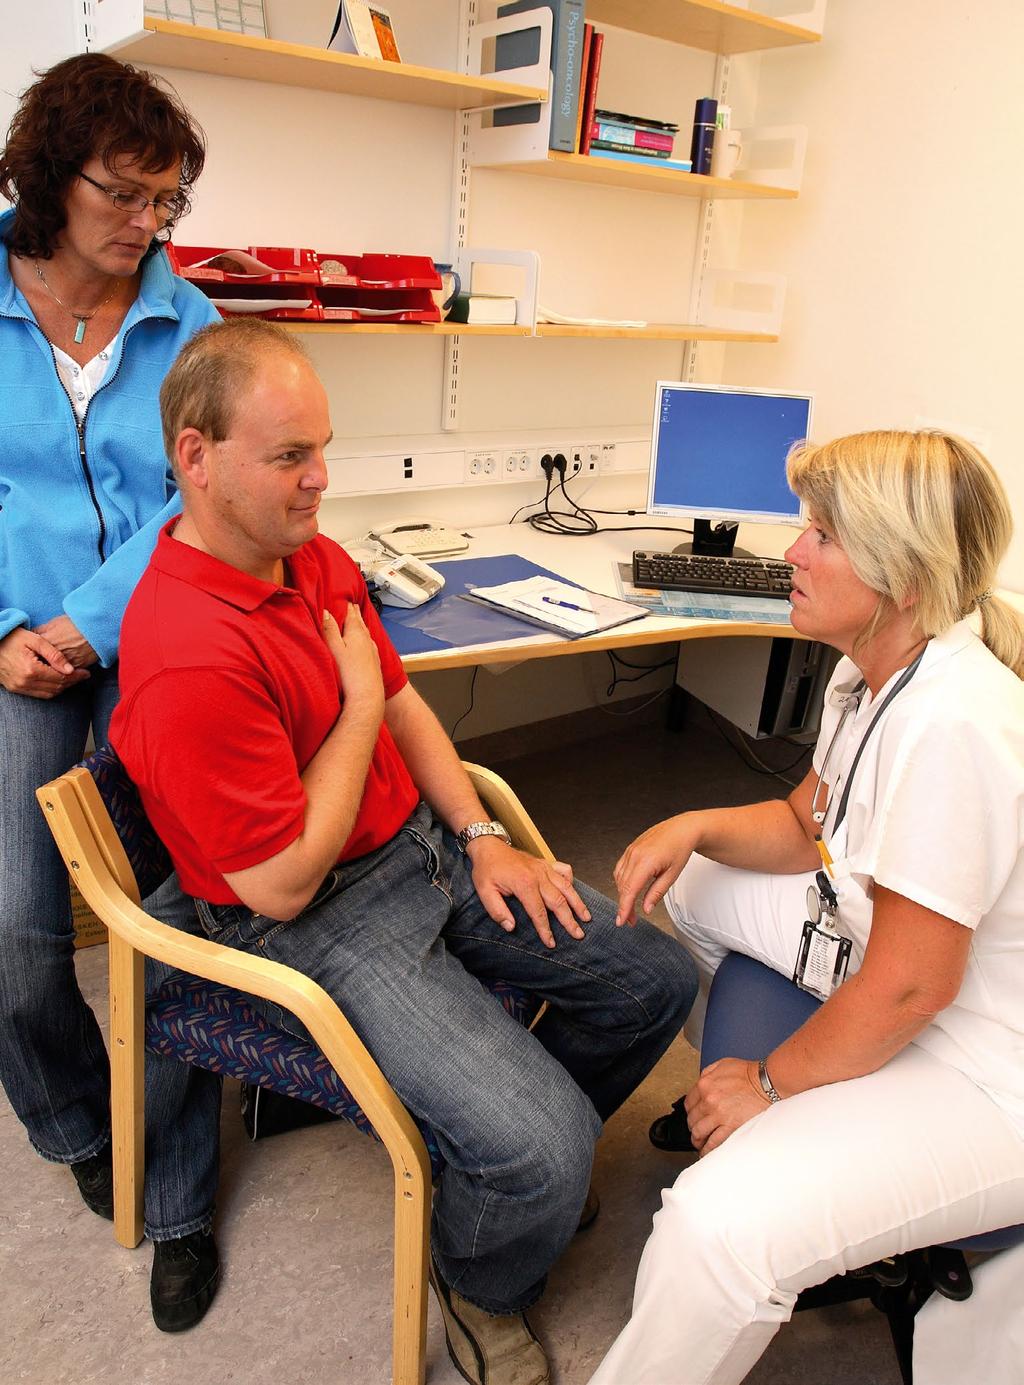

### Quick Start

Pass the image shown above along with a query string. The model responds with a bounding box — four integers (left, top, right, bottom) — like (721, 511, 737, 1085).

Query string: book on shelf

(494, 0, 586, 153)
(595, 108, 679, 133)
(328, 1, 402, 62)
(591, 140, 671, 159)
(447, 294, 518, 326)
(460, 575, 646, 639)
(578, 28, 604, 155)
(592, 121, 675, 152)
(588, 148, 693, 173)
(572, 21, 593, 154)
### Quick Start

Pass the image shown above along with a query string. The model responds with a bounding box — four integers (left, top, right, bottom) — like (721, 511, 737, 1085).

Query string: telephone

(369, 518, 468, 558)
(366, 552, 445, 608)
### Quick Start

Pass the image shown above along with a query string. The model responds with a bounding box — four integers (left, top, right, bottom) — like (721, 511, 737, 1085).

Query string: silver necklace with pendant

(33, 261, 118, 345)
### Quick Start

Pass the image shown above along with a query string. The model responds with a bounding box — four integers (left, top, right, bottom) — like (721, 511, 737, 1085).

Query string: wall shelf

(534, 323, 778, 342)
(273, 321, 776, 343)
(103, 19, 548, 109)
(473, 151, 797, 199)
(585, 0, 822, 54)
(276, 322, 533, 337)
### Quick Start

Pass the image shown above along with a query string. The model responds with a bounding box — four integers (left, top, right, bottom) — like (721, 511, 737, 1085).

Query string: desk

(396, 520, 800, 673)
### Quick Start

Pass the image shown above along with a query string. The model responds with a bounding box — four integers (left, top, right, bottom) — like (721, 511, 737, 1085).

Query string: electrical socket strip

(325, 440, 645, 498)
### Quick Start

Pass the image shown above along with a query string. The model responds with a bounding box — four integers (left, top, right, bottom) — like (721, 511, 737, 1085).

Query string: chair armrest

(462, 762, 554, 862)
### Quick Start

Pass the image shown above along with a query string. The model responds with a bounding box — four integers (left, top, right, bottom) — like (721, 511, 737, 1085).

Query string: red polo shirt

(110, 521, 419, 904)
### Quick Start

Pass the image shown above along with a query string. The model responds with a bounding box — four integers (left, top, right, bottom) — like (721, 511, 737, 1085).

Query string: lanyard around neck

(820, 648, 926, 837)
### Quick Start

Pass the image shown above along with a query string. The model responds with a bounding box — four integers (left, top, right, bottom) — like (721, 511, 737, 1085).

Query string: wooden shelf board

(275, 321, 532, 336)
(106, 20, 548, 109)
(535, 323, 778, 342)
(273, 321, 774, 342)
(475, 151, 797, 199)
(586, 0, 821, 54)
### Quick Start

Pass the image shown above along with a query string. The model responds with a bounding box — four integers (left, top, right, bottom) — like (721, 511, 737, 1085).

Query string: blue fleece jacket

(0, 209, 220, 666)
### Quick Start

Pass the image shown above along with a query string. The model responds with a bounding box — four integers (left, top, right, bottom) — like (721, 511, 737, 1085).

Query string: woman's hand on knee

(613, 815, 696, 926)
(0, 626, 88, 698)
(684, 1057, 770, 1156)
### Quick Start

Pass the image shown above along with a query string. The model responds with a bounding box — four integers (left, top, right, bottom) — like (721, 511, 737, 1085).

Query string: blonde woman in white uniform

(591, 430, 1024, 1385)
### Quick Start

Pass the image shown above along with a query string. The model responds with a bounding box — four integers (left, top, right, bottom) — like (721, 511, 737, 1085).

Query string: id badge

(793, 919, 852, 1001)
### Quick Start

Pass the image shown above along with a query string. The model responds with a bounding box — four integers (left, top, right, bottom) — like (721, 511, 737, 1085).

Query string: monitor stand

(673, 519, 753, 559)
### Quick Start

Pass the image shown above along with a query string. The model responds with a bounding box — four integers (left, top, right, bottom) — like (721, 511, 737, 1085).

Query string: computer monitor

(646, 382, 813, 558)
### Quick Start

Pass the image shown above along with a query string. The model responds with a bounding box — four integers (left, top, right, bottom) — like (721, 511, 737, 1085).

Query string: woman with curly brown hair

(0, 51, 222, 1330)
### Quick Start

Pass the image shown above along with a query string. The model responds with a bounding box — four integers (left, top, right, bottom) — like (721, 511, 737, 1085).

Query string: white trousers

(590, 856, 1024, 1385)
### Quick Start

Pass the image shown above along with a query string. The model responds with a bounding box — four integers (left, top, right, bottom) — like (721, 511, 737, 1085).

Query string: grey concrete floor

(1, 709, 899, 1384)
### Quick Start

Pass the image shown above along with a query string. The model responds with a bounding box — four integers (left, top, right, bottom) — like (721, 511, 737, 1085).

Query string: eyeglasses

(78, 170, 187, 226)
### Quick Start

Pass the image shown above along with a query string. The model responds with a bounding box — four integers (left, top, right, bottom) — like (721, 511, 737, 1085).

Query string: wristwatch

(757, 1057, 783, 1104)
(455, 820, 511, 853)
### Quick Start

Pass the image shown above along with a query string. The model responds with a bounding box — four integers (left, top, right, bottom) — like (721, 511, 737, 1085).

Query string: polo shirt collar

(152, 519, 311, 612)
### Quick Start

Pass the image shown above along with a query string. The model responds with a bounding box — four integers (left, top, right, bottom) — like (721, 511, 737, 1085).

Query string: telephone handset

(369, 517, 468, 558)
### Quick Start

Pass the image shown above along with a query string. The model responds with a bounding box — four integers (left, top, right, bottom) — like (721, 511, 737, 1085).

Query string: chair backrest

(79, 747, 173, 902)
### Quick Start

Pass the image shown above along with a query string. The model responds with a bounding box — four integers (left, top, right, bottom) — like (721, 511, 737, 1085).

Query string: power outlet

(465, 450, 500, 483)
(503, 448, 541, 479)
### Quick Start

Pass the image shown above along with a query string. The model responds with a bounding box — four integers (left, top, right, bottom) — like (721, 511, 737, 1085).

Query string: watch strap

(757, 1057, 782, 1104)
(455, 820, 511, 853)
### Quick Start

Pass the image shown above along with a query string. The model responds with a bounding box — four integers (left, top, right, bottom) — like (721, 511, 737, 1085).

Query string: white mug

(711, 128, 743, 180)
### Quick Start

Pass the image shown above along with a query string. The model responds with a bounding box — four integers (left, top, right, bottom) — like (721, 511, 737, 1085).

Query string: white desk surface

(399, 518, 801, 673)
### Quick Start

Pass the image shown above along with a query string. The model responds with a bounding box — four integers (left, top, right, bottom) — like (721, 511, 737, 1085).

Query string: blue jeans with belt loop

(195, 801, 696, 1313)
(0, 666, 221, 1239)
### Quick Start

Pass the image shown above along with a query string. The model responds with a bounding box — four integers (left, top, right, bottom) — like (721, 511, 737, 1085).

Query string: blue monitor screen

(648, 383, 812, 523)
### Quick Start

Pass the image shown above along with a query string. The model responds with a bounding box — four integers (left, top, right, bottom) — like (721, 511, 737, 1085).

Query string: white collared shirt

(51, 338, 117, 421)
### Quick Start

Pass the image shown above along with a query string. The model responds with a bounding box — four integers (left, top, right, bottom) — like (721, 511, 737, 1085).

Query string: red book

(573, 22, 593, 153)
(579, 29, 604, 156)
(590, 121, 674, 152)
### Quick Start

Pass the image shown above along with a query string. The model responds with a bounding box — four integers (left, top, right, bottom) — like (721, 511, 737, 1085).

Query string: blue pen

(542, 595, 587, 612)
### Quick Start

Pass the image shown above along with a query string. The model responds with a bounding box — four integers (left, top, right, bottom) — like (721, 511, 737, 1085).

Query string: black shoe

(151, 1229, 221, 1332)
(70, 1146, 114, 1219)
(648, 1097, 695, 1153)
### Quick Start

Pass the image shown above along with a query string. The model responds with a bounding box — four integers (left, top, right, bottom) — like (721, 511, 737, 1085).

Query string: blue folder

(381, 553, 583, 658)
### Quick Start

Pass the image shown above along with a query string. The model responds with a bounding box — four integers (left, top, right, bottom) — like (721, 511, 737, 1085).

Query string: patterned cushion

(83, 747, 543, 1173)
(83, 746, 172, 900)
(146, 974, 541, 1177)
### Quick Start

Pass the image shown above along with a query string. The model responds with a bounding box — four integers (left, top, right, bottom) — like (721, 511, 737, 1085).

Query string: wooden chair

(36, 753, 553, 1385)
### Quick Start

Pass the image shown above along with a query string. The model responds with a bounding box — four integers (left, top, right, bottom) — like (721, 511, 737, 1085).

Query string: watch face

(806, 884, 822, 924)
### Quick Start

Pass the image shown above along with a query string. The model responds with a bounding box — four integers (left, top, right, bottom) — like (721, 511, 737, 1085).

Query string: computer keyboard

(632, 550, 794, 599)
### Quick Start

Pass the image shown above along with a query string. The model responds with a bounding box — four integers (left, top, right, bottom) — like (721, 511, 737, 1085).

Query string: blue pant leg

(440, 829, 697, 1121)
(212, 813, 600, 1313)
(0, 675, 111, 1161)
(140, 878, 222, 1240)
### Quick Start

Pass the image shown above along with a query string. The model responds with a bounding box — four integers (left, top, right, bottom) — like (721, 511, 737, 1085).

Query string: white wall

(723, 0, 1024, 588)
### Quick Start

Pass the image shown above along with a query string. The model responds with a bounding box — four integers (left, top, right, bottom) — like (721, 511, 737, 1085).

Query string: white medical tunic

(814, 618, 1024, 1135)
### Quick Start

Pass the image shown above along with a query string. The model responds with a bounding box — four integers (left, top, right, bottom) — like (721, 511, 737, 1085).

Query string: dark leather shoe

(70, 1146, 114, 1219)
(648, 1097, 695, 1153)
(151, 1229, 220, 1332)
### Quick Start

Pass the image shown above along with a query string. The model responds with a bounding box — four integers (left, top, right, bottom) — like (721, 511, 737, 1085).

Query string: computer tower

(675, 637, 840, 740)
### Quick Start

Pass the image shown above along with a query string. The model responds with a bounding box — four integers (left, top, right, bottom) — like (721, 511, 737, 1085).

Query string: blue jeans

(0, 666, 221, 1238)
(196, 802, 696, 1312)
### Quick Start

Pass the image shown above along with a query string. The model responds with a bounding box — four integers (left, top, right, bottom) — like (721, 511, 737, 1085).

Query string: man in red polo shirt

(111, 318, 696, 1384)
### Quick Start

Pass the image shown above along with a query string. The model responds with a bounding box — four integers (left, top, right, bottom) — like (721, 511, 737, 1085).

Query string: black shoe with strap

(648, 1096, 696, 1153)
(151, 1229, 221, 1333)
(70, 1146, 114, 1219)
